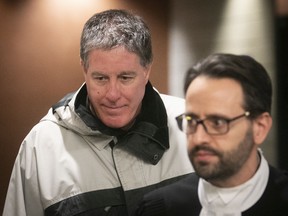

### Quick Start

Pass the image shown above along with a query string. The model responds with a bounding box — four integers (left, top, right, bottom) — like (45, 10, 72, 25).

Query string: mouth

(102, 104, 126, 114)
(106, 106, 122, 109)
(196, 150, 215, 158)
(191, 148, 218, 163)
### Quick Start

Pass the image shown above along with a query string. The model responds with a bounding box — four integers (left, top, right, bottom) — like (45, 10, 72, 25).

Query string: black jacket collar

(73, 82, 169, 164)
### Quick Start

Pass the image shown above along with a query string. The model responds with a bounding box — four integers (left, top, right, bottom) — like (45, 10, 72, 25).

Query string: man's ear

(144, 64, 152, 84)
(252, 112, 272, 145)
(80, 59, 87, 74)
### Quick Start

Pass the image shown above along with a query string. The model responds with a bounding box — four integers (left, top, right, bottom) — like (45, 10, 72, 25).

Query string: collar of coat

(54, 81, 169, 165)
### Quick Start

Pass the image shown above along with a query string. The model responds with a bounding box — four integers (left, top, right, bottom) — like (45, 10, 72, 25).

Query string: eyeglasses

(175, 111, 250, 135)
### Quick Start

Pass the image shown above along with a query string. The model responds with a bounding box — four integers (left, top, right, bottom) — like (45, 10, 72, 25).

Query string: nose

(188, 123, 211, 146)
(106, 81, 121, 102)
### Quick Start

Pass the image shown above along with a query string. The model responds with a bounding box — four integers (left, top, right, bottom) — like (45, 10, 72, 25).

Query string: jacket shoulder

(244, 165, 288, 215)
(135, 173, 201, 216)
(146, 173, 199, 198)
(160, 94, 185, 117)
(160, 94, 185, 107)
(268, 165, 288, 200)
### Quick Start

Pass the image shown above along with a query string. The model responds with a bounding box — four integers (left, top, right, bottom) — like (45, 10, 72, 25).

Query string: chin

(105, 123, 125, 129)
(104, 119, 129, 129)
(100, 113, 135, 129)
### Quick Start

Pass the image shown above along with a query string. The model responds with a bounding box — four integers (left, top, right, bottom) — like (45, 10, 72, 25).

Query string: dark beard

(189, 128, 254, 182)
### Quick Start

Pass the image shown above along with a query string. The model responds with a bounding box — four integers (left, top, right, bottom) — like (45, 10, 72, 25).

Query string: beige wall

(0, 1, 169, 212)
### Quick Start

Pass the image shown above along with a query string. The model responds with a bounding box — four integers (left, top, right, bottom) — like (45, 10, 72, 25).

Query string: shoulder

(159, 93, 185, 124)
(269, 165, 288, 181)
(268, 165, 288, 199)
(144, 173, 199, 201)
(135, 173, 201, 216)
(160, 94, 185, 110)
(244, 165, 288, 215)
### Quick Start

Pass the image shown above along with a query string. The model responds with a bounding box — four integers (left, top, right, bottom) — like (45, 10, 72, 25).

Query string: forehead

(87, 47, 142, 68)
(185, 76, 245, 115)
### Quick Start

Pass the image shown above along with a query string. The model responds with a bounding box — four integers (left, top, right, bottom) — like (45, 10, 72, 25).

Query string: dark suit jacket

(134, 165, 288, 216)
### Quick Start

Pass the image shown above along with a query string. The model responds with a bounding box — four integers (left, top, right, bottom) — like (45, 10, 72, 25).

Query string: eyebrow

(91, 71, 137, 76)
(184, 112, 231, 119)
(119, 71, 137, 76)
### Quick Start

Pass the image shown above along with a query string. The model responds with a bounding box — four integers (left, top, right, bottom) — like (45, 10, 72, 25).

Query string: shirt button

(153, 154, 159, 161)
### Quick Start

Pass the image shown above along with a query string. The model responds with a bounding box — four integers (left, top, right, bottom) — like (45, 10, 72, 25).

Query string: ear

(144, 64, 152, 84)
(80, 59, 87, 74)
(252, 112, 272, 146)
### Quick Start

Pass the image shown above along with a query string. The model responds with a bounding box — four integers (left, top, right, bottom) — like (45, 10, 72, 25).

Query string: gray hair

(80, 9, 153, 69)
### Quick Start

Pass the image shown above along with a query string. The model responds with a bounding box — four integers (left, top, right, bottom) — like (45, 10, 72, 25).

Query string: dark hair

(184, 53, 272, 118)
(80, 9, 153, 69)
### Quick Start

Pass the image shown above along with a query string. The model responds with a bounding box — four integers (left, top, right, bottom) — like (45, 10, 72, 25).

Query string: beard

(189, 127, 254, 182)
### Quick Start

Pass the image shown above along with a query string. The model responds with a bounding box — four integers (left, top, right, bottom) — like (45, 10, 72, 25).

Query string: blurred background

(0, 0, 287, 213)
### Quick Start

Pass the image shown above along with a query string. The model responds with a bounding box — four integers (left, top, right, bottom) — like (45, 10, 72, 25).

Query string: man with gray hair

(3, 9, 192, 216)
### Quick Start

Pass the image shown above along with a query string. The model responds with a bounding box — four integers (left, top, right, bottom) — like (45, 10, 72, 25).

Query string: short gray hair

(80, 9, 153, 69)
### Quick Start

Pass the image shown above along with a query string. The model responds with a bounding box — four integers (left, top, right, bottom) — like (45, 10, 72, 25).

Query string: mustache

(189, 145, 221, 157)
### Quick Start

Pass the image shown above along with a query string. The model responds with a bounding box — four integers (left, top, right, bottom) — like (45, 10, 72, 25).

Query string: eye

(91, 74, 109, 86)
(207, 117, 227, 128)
(121, 75, 133, 81)
(92, 74, 105, 80)
(119, 74, 135, 83)
(184, 115, 198, 126)
(96, 76, 107, 81)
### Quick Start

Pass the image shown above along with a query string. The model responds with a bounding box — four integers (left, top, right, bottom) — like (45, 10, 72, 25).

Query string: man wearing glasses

(135, 53, 288, 215)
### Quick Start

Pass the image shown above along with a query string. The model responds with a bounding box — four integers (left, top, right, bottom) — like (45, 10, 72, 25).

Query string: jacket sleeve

(3, 132, 45, 216)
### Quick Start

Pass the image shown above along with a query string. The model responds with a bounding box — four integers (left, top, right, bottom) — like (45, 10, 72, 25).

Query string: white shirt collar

(198, 149, 269, 216)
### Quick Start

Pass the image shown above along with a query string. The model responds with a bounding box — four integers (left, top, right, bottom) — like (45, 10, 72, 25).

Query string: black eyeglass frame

(175, 111, 250, 135)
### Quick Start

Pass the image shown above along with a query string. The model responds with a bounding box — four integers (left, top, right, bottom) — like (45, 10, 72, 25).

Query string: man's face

(82, 47, 150, 129)
(185, 76, 256, 186)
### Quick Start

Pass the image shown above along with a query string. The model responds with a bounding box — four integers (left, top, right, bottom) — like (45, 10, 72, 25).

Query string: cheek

(228, 126, 250, 145)
(87, 85, 104, 102)
(216, 133, 246, 153)
(129, 81, 146, 98)
(187, 136, 194, 151)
